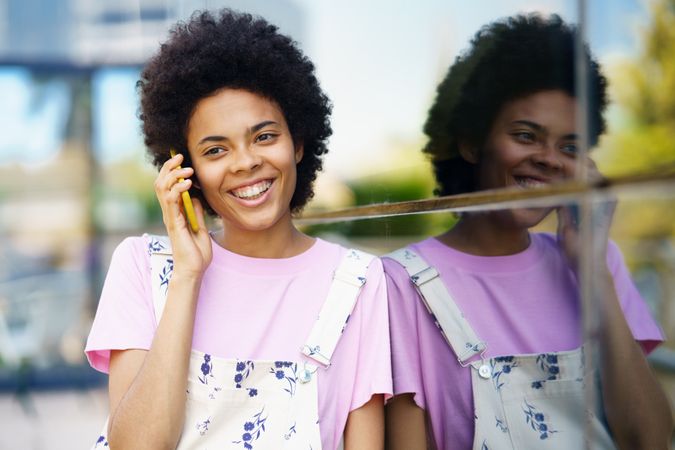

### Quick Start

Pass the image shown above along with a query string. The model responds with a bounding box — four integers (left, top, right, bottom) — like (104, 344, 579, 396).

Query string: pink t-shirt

(383, 233, 664, 450)
(86, 236, 392, 450)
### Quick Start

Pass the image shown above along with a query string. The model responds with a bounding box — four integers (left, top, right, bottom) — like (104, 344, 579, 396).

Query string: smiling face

(186, 88, 302, 233)
(470, 89, 579, 228)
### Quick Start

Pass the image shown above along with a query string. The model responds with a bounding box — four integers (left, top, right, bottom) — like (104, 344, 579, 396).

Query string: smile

(514, 176, 549, 189)
(230, 179, 273, 200)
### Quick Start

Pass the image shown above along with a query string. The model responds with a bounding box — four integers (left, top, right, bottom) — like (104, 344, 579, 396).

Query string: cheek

(193, 166, 222, 193)
(561, 160, 578, 178)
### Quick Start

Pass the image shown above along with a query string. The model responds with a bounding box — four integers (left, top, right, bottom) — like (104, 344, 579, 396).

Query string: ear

(294, 143, 304, 164)
(458, 140, 479, 164)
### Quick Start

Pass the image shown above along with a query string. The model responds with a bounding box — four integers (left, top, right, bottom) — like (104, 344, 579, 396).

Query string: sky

(0, 0, 650, 180)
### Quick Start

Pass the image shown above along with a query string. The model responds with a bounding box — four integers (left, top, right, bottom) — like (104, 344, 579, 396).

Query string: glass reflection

(383, 13, 672, 450)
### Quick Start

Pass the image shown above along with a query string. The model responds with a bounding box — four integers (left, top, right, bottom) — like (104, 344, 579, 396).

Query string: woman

(86, 9, 390, 449)
(384, 14, 671, 450)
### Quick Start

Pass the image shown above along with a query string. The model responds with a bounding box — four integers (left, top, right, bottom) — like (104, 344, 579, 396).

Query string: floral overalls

(387, 248, 617, 450)
(93, 235, 375, 450)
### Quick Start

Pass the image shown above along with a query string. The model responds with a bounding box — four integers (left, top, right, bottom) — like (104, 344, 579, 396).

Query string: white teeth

(231, 180, 272, 199)
(515, 177, 547, 189)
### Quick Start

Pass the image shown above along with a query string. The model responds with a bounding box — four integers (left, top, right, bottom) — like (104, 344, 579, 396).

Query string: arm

(557, 196, 672, 450)
(107, 153, 212, 449)
(594, 269, 672, 450)
(344, 394, 385, 450)
(385, 394, 429, 450)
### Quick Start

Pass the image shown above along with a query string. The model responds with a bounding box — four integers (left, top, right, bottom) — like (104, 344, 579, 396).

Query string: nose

(530, 144, 564, 173)
(230, 146, 262, 173)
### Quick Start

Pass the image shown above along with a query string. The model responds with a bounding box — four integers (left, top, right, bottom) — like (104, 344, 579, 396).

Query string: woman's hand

(155, 152, 212, 278)
(556, 158, 615, 272)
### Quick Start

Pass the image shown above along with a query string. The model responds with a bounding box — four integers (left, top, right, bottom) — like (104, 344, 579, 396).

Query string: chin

(494, 207, 553, 229)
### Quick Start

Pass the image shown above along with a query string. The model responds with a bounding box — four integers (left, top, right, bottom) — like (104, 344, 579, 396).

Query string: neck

(215, 211, 314, 259)
(438, 212, 531, 256)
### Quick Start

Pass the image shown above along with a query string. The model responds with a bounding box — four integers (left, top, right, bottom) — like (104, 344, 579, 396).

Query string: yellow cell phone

(170, 149, 199, 233)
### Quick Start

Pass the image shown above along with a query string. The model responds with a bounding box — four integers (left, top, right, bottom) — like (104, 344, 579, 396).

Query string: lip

(512, 174, 552, 189)
(227, 178, 275, 207)
(229, 177, 275, 191)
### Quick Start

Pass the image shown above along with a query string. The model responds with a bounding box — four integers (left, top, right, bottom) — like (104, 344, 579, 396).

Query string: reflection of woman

(85, 10, 390, 449)
(384, 14, 671, 450)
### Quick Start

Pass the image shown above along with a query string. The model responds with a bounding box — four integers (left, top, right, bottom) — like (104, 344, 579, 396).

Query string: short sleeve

(607, 240, 665, 354)
(84, 236, 156, 373)
(382, 256, 427, 410)
(348, 257, 393, 411)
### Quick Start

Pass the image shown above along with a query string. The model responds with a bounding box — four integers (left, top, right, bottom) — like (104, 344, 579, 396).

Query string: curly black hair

(424, 14, 608, 196)
(138, 9, 332, 214)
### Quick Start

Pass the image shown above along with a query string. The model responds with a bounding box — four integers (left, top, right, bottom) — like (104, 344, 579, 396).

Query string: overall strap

(145, 234, 173, 323)
(302, 249, 375, 367)
(386, 248, 486, 365)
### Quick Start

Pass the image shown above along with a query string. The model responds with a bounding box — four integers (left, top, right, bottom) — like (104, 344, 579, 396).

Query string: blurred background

(0, 0, 674, 448)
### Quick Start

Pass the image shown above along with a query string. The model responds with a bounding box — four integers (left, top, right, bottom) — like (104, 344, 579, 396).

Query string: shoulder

(533, 232, 625, 268)
(382, 238, 438, 281)
(314, 237, 383, 277)
(110, 235, 153, 266)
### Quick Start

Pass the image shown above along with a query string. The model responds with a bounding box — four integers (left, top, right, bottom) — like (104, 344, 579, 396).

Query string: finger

(156, 167, 194, 194)
(161, 179, 193, 228)
(557, 205, 579, 234)
(156, 152, 184, 184)
(192, 197, 208, 230)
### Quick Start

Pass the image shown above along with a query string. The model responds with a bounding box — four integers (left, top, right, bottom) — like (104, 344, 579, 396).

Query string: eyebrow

(197, 120, 279, 146)
(512, 120, 578, 140)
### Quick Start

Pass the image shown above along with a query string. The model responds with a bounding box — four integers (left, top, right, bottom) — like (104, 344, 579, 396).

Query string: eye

(560, 142, 578, 156)
(512, 131, 536, 143)
(255, 132, 278, 143)
(204, 146, 226, 156)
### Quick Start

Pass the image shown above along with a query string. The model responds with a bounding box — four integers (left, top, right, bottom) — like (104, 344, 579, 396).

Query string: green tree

(596, 0, 675, 176)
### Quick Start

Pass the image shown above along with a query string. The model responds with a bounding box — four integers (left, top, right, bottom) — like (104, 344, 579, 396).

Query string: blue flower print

(232, 407, 267, 449)
(305, 345, 321, 357)
(284, 422, 297, 440)
(247, 388, 258, 397)
(465, 342, 481, 352)
(494, 356, 514, 363)
(270, 362, 298, 396)
(159, 258, 174, 294)
(531, 381, 544, 390)
(523, 401, 558, 440)
(234, 360, 255, 388)
(196, 418, 211, 436)
(490, 357, 518, 390)
(347, 249, 361, 261)
(536, 353, 560, 381)
(199, 354, 214, 385)
(495, 416, 508, 433)
(147, 237, 166, 255)
(481, 440, 489, 450)
(341, 314, 351, 334)
(94, 435, 109, 447)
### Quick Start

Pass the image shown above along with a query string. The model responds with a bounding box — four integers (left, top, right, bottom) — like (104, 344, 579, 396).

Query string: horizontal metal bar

(296, 168, 675, 225)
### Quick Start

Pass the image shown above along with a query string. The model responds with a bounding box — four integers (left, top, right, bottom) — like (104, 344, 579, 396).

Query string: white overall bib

(387, 248, 616, 450)
(93, 235, 375, 449)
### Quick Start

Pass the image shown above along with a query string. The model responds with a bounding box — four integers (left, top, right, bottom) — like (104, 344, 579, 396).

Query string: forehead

(188, 88, 286, 134)
(496, 90, 577, 129)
